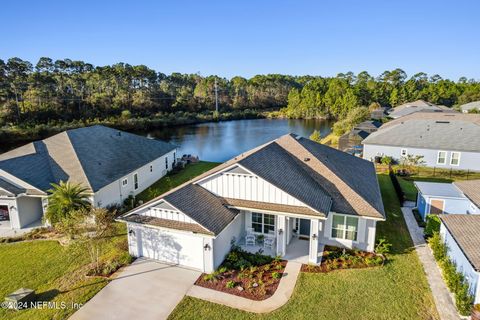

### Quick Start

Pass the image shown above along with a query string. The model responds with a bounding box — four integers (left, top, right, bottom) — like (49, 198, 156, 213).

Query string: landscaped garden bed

(301, 245, 385, 273)
(195, 245, 286, 300)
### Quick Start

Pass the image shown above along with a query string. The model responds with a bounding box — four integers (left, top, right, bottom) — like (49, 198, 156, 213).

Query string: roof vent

(435, 121, 450, 124)
(304, 157, 310, 162)
(117, 131, 122, 136)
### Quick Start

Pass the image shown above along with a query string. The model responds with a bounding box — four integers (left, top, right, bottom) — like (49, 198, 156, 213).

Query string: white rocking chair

(264, 236, 275, 250)
(245, 234, 256, 246)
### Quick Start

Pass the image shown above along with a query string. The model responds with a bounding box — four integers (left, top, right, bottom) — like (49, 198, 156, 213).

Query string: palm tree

(45, 181, 91, 225)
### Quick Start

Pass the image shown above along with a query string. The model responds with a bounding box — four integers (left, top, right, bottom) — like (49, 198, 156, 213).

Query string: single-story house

(414, 180, 480, 220)
(439, 214, 480, 304)
(0, 125, 176, 230)
(371, 106, 390, 120)
(388, 99, 456, 119)
(353, 120, 383, 133)
(362, 112, 480, 171)
(460, 101, 480, 114)
(119, 133, 385, 273)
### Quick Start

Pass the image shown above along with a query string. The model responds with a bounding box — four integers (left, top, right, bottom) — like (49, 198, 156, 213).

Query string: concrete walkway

(187, 261, 301, 313)
(401, 205, 460, 320)
(70, 259, 200, 320)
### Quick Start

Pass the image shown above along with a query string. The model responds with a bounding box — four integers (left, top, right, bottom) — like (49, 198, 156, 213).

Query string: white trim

(450, 151, 461, 166)
(428, 198, 445, 214)
(329, 213, 360, 243)
(226, 205, 327, 221)
(133, 172, 139, 190)
(125, 221, 214, 238)
(436, 150, 447, 165)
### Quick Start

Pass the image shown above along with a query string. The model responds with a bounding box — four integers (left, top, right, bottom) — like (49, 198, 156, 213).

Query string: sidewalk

(401, 205, 460, 320)
(187, 261, 301, 313)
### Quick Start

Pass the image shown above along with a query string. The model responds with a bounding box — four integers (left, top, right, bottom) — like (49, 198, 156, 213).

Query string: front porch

(238, 212, 326, 264)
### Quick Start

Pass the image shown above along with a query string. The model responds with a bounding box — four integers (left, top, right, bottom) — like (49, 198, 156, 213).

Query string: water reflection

(144, 118, 333, 162)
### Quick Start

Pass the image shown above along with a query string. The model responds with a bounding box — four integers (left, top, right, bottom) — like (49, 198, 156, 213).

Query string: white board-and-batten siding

(198, 171, 307, 207)
(132, 200, 199, 225)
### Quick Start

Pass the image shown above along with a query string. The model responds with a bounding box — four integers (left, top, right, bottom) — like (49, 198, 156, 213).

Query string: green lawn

(398, 176, 454, 202)
(0, 224, 128, 320)
(136, 161, 220, 203)
(168, 175, 439, 320)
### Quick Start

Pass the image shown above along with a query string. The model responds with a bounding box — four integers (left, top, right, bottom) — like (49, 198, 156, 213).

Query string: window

(331, 214, 358, 241)
(251, 212, 275, 234)
(165, 157, 168, 170)
(133, 173, 138, 190)
(122, 178, 128, 187)
(401, 149, 408, 157)
(450, 152, 461, 166)
(437, 151, 447, 165)
(150, 165, 153, 172)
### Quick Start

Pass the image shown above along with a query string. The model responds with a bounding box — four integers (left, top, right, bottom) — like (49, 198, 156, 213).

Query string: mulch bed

(195, 260, 287, 300)
(301, 245, 384, 273)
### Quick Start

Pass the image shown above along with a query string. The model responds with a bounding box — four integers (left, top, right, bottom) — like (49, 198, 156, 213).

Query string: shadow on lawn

(35, 289, 60, 301)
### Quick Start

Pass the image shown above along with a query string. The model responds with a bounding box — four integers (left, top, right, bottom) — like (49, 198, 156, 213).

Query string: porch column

(309, 219, 320, 264)
(276, 215, 287, 256)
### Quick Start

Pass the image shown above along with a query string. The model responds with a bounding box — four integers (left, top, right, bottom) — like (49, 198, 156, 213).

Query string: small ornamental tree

(45, 181, 91, 227)
(309, 130, 322, 143)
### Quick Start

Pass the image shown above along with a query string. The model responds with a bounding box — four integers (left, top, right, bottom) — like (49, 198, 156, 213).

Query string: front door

(0, 205, 9, 221)
(299, 219, 311, 237)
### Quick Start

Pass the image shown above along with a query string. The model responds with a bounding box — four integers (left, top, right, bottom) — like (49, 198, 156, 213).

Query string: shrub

(374, 238, 392, 255)
(203, 273, 217, 282)
(381, 156, 393, 166)
(456, 282, 475, 316)
(271, 272, 281, 279)
(425, 215, 441, 238)
(225, 280, 236, 289)
(428, 232, 447, 261)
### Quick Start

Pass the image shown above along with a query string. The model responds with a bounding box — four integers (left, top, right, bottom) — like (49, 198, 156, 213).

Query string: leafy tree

(45, 181, 91, 225)
(309, 130, 322, 143)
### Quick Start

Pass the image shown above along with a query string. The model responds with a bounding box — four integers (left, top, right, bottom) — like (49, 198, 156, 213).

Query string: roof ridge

(276, 134, 383, 218)
(48, 131, 94, 191)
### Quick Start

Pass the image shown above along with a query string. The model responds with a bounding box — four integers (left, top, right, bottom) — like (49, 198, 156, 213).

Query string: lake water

(144, 118, 333, 162)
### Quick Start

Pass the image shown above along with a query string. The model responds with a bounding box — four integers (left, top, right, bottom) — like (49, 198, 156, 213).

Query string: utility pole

(214, 78, 219, 113)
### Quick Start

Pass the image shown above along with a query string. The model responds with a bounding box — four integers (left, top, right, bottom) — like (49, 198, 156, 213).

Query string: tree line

(1, 57, 480, 127)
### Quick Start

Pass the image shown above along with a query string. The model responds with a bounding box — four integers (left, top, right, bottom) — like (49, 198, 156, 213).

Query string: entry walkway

(187, 261, 301, 313)
(401, 204, 460, 320)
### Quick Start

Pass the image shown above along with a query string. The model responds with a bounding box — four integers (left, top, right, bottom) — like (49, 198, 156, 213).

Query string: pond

(143, 118, 333, 163)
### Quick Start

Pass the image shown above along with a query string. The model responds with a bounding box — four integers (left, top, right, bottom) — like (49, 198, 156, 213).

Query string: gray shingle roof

(388, 100, 456, 119)
(0, 125, 176, 193)
(454, 180, 480, 207)
(123, 133, 386, 235)
(362, 113, 480, 152)
(238, 142, 332, 215)
(164, 184, 239, 235)
(0, 178, 26, 196)
(295, 137, 385, 218)
(440, 214, 480, 271)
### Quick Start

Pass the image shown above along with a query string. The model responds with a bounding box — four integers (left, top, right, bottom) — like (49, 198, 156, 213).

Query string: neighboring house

(388, 99, 456, 119)
(460, 101, 480, 113)
(439, 214, 480, 304)
(371, 106, 390, 120)
(362, 112, 480, 171)
(0, 125, 176, 230)
(338, 120, 382, 154)
(119, 134, 385, 273)
(414, 181, 480, 220)
(354, 120, 383, 133)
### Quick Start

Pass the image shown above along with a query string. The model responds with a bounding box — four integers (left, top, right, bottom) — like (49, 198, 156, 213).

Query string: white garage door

(133, 225, 205, 270)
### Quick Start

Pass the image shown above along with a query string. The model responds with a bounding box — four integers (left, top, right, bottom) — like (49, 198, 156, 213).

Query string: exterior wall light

(278, 229, 283, 235)
(204, 243, 211, 251)
(312, 234, 317, 240)
(128, 229, 135, 236)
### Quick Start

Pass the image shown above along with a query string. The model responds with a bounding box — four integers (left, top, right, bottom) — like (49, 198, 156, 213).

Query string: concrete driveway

(70, 258, 201, 320)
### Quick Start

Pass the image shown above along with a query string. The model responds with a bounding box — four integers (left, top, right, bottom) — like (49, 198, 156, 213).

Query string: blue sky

(2, 0, 479, 80)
